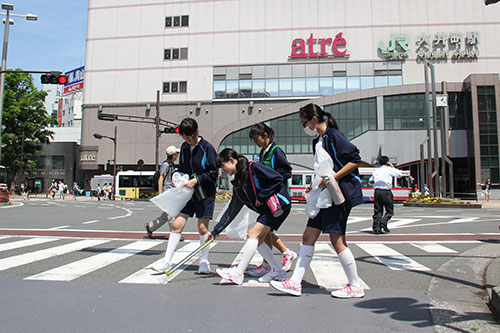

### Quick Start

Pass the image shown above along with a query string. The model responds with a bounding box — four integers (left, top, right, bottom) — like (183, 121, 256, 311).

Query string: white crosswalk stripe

(310, 243, 369, 289)
(410, 243, 457, 253)
(356, 243, 431, 271)
(219, 242, 265, 287)
(0, 237, 59, 253)
(26, 241, 159, 281)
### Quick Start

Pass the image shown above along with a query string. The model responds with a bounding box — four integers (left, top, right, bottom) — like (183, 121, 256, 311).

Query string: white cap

(166, 145, 180, 155)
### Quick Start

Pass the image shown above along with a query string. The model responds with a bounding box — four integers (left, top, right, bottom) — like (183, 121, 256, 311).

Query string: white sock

(200, 233, 209, 263)
(235, 238, 259, 274)
(338, 247, 361, 287)
(290, 244, 314, 284)
(283, 248, 291, 257)
(257, 243, 281, 271)
(163, 232, 181, 265)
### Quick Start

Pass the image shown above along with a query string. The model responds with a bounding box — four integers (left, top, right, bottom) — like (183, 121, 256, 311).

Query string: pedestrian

(145, 145, 180, 238)
(369, 156, 402, 234)
(484, 178, 492, 202)
(247, 122, 297, 276)
(208, 148, 292, 285)
(50, 180, 57, 200)
(151, 118, 218, 275)
(58, 180, 65, 200)
(96, 184, 102, 201)
(270, 103, 365, 298)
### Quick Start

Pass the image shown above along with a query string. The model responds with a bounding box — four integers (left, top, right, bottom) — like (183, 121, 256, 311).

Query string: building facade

(81, 0, 500, 195)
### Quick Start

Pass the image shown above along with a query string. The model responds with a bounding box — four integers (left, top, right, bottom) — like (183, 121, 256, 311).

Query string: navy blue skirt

(307, 203, 352, 235)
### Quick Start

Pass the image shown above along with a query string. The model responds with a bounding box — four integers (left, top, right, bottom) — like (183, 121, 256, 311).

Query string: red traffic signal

(41, 73, 68, 85)
(163, 127, 180, 134)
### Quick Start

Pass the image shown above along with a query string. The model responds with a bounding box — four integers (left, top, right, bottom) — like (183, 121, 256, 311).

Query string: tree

(1, 70, 56, 188)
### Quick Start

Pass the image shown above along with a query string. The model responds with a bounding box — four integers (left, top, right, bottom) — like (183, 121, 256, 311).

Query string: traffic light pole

(0, 9, 11, 163)
(155, 90, 160, 171)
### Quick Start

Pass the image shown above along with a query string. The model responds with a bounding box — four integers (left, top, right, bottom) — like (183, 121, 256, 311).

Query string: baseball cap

(166, 145, 180, 155)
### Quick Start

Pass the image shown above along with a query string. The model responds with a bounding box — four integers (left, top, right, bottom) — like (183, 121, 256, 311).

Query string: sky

(3, 0, 88, 88)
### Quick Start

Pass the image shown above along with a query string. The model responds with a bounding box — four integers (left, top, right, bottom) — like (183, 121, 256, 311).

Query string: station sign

(289, 33, 349, 58)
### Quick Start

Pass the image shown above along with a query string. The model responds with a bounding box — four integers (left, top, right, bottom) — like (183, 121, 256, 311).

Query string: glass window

(252, 79, 266, 98)
(164, 49, 171, 60)
(306, 78, 319, 96)
(292, 64, 305, 77)
(279, 78, 292, 96)
(292, 175, 303, 185)
(360, 76, 374, 90)
(213, 81, 225, 98)
(333, 77, 346, 94)
(180, 48, 188, 59)
(266, 79, 279, 97)
(346, 63, 360, 76)
(360, 63, 374, 75)
(253, 66, 266, 79)
(239, 80, 252, 98)
(52, 156, 65, 169)
(173, 16, 180, 26)
(292, 78, 306, 96)
(305, 175, 312, 184)
(375, 76, 388, 88)
(163, 82, 170, 93)
(181, 15, 189, 26)
(347, 77, 360, 91)
(179, 81, 187, 93)
(226, 80, 239, 98)
(172, 48, 179, 59)
(305, 64, 319, 77)
(388, 76, 402, 86)
(278, 65, 292, 78)
(266, 65, 279, 78)
(165, 17, 172, 27)
(319, 63, 333, 77)
(171, 82, 178, 93)
(226, 67, 239, 80)
(319, 77, 333, 95)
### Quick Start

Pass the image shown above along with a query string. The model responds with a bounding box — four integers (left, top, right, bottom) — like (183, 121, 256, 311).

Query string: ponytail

(249, 122, 275, 142)
(299, 103, 339, 130)
(217, 148, 249, 189)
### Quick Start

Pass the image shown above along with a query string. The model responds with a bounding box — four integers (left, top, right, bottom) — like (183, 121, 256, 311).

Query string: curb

(403, 202, 482, 208)
(486, 257, 500, 318)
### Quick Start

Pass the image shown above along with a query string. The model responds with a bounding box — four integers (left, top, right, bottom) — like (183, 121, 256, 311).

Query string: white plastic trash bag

(150, 172, 194, 217)
(216, 201, 258, 240)
(305, 187, 321, 218)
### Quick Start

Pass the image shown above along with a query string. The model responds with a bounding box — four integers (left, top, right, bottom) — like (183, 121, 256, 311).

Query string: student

(152, 118, 218, 275)
(247, 122, 297, 276)
(270, 103, 365, 298)
(207, 148, 292, 285)
(145, 145, 179, 238)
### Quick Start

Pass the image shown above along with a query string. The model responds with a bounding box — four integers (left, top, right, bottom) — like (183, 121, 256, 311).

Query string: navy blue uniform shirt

(178, 137, 218, 198)
(211, 162, 291, 237)
(313, 127, 363, 207)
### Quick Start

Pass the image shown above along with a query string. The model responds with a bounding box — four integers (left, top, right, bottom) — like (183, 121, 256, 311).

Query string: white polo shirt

(369, 165, 402, 190)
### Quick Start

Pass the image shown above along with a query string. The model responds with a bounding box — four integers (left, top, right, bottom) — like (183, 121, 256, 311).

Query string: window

(52, 156, 65, 169)
(179, 81, 187, 93)
(172, 48, 179, 59)
(171, 82, 178, 93)
(163, 81, 187, 94)
(165, 15, 188, 28)
(291, 175, 303, 185)
(477, 86, 499, 182)
(165, 17, 172, 27)
(173, 16, 180, 26)
(164, 48, 188, 60)
(164, 49, 171, 60)
(163, 82, 170, 93)
(181, 15, 189, 27)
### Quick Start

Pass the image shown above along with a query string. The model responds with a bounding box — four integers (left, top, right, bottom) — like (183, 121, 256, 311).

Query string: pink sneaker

(248, 262, 271, 277)
(331, 284, 365, 298)
(216, 267, 244, 285)
(282, 250, 297, 272)
(269, 278, 302, 296)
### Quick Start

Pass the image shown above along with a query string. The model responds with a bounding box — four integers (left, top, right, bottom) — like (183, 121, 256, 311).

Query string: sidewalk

(10, 194, 95, 202)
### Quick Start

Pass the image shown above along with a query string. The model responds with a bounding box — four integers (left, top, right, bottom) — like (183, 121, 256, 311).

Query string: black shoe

(381, 225, 390, 233)
(145, 223, 153, 239)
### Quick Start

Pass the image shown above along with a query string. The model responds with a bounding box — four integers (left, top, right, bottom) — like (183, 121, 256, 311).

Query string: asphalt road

(0, 198, 499, 332)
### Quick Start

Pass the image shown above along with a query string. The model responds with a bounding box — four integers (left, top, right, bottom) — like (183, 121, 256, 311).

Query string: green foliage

(1, 70, 57, 184)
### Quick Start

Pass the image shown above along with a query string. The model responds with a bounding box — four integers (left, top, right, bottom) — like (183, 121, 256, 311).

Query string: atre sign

(289, 33, 349, 58)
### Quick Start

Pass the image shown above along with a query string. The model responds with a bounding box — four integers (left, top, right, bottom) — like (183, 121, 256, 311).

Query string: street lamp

(93, 126, 117, 200)
(0, 3, 38, 163)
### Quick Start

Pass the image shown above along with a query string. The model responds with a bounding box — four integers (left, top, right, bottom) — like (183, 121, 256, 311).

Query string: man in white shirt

(369, 156, 402, 234)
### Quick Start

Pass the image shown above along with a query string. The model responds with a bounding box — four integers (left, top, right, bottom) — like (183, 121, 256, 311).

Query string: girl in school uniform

(247, 122, 297, 276)
(270, 103, 365, 298)
(152, 118, 218, 275)
(206, 148, 292, 285)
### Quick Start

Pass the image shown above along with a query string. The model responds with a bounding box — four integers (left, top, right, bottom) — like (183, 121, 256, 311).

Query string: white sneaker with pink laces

(269, 278, 302, 296)
(331, 284, 365, 298)
(248, 262, 271, 277)
(216, 267, 244, 285)
(282, 250, 297, 272)
(258, 267, 287, 283)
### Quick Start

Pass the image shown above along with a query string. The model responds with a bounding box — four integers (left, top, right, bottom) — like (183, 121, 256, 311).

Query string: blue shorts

(256, 205, 291, 231)
(180, 196, 215, 219)
(307, 203, 352, 235)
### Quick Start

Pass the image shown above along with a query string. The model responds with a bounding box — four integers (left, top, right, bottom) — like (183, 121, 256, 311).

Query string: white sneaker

(216, 267, 244, 285)
(258, 267, 288, 283)
(198, 261, 210, 274)
(331, 284, 365, 298)
(282, 250, 297, 272)
(151, 260, 171, 273)
(248, 262, 271, 277)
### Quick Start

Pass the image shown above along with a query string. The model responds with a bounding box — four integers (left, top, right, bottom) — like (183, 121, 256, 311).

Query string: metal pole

(430, 63, 440, 197)
(0, 9, 11, 163)
(113, 125, 117, 200)
(424, 60, 432, 195)
(155, 90, 160, 171)
(420, 141, 425, 195)
(440, 81, 448, 197)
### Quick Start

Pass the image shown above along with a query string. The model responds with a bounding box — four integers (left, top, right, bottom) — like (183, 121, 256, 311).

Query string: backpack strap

(248, 162, 257, 196)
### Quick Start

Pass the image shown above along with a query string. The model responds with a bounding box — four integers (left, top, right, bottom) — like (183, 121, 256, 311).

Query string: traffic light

(163, 127, 180, 134)
(41, 72, 68, 85)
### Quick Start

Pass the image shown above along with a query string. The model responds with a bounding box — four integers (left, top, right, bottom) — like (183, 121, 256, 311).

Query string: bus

(0, 165, 9, 203)
(288, 167, 411, 202)
(116, 170, 155, 199)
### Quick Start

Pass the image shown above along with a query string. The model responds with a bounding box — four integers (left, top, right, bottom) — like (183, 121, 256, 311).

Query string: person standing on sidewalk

(145, 145, 180, 238)
(58, 181, 65, 200)
(369, 156, 402, 234)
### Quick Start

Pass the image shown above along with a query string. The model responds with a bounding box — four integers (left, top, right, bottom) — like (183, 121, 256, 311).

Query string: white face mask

(303, 126, 318, 137)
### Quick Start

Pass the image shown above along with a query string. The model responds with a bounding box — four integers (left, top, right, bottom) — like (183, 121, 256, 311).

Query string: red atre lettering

(290, 32, 349, 58)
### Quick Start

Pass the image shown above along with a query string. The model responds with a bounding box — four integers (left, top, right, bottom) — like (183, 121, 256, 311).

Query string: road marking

(108, 206, 133, 220)
(0, 239, 109, 272)
(410, 243, 457, 253)
(1, 202, 24, 209)
(0, 237, 59, 252)
(219, 242, 266, 287)
(48, 226, 70, 230)
(82, 220, 100, 224)
(310, 243, 369, 289)
(356, 243, 431, 271)
(347, 217, 372, 225)
(391, 217, 480, 230)
(120, 241, 203, 284)
(26, 241, 159, 281)
(357, 218, 421, 232)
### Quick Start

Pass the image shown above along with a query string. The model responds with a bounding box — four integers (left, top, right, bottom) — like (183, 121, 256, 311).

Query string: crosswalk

(0, 236, 478, 290)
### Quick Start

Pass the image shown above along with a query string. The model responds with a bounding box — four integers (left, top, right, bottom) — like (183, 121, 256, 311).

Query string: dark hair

(299, 103, 339, 130)
(378, 155, 389, 166)
(249, 122, 275, 142)
(179, 118, 198, 136)
(217, 148, 249, 189)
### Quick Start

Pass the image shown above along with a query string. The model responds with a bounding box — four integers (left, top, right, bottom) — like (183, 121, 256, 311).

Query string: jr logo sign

(379, 34, 410, 60)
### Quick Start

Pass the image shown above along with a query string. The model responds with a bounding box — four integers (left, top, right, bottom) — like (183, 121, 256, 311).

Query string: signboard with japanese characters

(64, 66, 84, 94)
(379, 32, 479, 61)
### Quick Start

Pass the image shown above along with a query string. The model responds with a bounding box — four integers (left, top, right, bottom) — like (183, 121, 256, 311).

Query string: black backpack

(153, 160, 173, 192)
